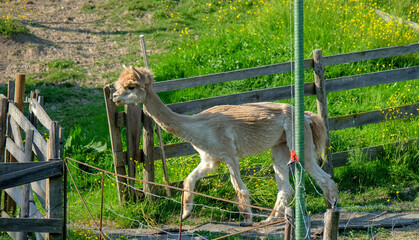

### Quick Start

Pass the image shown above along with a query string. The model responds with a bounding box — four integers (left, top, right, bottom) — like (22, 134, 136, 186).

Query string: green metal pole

(294, 0, 307, 239)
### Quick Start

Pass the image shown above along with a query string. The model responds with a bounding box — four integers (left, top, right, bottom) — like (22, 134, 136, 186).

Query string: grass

(0, 0, 418, 239)
(0, 0, 34, 36)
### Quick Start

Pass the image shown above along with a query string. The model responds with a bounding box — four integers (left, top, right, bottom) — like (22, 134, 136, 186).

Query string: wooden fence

(104, 43, 419, 202)
(0, 76, 65, 240)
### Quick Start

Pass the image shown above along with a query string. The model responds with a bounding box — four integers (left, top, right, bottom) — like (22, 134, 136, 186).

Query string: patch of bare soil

(84, 211, 419, 239)
(0, 0, 132, 86)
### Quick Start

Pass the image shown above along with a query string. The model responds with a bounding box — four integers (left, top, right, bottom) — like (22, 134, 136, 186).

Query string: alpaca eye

(128, 86, 136, 90)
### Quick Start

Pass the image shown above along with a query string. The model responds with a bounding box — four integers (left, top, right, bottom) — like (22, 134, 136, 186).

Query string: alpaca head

(112, 66, 153, 105)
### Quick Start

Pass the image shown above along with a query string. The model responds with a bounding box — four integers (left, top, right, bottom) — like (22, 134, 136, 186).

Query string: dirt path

(1, 0, 130, 86)
(79, 211, 418, 239)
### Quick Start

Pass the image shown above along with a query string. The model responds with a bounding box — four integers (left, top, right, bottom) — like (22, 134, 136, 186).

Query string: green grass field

(1, 0, 418, 239)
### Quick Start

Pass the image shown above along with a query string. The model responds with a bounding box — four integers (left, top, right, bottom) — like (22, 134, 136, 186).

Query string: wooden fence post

(3, 74, 24, 217)
(313, 49, 334, 180)
(323, 209, 340, 240)
(0, 96, 7, 213)
(19, 129, 34, 240)
(103, 86, 129, 203)
(142, 111, 156, 200)
(284, 206, 294, 240)
(45, 121, 63, 240)
(125, 103, 142, 200)
(0, 96, 8, 163)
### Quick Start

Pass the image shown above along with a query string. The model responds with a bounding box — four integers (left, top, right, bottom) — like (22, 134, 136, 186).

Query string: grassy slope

(0, 0, 418, 237)
(63, 0, 419, 230)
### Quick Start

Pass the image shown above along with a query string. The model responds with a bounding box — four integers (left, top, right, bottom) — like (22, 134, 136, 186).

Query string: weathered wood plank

(28, 98, 52, 132)
(46, 121, 64, 240)
(331, 138, 418, 168)
(325, 66, 419, 93)
(24, 129, 34, 163)
(1, 208, 45, 240)
(323, 43, 419, 67)
(154, 59, 314, 93)
(0, 161, 62, 190)
(116, 112, 126, 127)
(0, 162, 50, 175)
(5, 138, 26, 162)
(151, 142, 197, 161)
(167, 82, 315, 115)
(3, 188, 44, 219)
(151, 103, 418, 161)
(329, 103, 419, 131)
(0, 96, 8, 163)
(8, 103, 47, 159)
(0, 218, 62, 233)
(20, 128, 33, 240)
(125, 103, 142, 200)
(313, 49, 334, 178)
(165, 66, 417, 115)
(151, 44, 418, 93)
(103, 86, 128, 203)
(9, 117, 23, 150)
(7, 80, 15, 101)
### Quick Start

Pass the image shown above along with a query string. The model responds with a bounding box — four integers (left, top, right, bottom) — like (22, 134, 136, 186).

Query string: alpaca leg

(182, 155, 220, 220)
(262, 143, 294, 223)
(304, 139, 340, 207)
(224, 157, 253, 226)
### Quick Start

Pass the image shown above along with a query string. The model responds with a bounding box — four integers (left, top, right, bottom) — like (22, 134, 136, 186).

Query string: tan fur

(304, 111, 327, 156)
(112, 67, 339, 225)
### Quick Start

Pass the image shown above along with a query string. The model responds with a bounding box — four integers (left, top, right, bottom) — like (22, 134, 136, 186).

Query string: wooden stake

(284, 206, 294, 240)
(45, 121, 64, 240)
(140, 34, 170, 197)
(142, 112, 155, 200)
(14, 74, 25, 111)
(323, 209, 340, 240)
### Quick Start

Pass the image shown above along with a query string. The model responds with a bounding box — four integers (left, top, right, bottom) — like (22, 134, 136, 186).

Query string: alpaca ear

(130, 66, 143, 82)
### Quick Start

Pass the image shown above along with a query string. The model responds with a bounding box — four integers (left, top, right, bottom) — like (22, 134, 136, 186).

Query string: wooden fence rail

(104, 44, 419, 202)
(165, 66, 418, 115)
(153, 43, 418, 93)
(0, 78, 65, 240)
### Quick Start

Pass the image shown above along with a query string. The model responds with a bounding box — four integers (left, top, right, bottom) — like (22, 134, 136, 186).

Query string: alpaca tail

(304, 111, 328, 157)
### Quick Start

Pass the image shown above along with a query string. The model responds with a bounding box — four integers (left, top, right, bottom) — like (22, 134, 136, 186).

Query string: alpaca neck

(142, 87, 190, 139)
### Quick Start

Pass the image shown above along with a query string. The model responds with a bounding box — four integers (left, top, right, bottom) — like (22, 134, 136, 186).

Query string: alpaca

(112, 66, 339, 226)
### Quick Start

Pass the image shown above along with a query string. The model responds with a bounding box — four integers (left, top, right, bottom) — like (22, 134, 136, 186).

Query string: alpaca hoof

(240, 221, 253, 227)
(181, 211, 191, 221)
(260, 218, 272, 225)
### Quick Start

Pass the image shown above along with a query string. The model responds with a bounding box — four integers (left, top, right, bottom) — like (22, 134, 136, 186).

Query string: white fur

(112, 67, 340, 226)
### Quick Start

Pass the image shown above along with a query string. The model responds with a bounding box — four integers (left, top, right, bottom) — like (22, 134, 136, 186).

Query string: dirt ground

(96, 211, 418, 239)
(0, 0, 130, 86)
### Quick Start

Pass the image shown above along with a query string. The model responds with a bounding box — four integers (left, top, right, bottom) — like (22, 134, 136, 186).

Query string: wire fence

(64, 156, 418, 240)
(64, 157, 294, 240)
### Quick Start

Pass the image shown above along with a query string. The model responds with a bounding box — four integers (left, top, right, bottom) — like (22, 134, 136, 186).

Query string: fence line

(65, 157, 285, 216)
(65, 157, 292, 240)
(104, 44, 419, 203)
(0, 80, 65, 240)
(147, 104, 418, 161)
(165, 66, 418, 115)
(153, 43, 419, 93)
